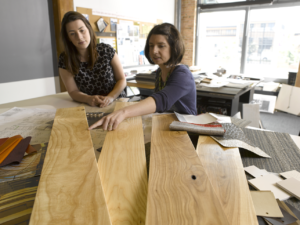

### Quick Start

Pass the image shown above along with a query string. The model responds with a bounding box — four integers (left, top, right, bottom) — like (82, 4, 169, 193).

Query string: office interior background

(0, 0, 299, 134)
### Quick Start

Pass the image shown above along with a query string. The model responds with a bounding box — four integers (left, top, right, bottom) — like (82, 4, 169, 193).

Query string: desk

(1, 93, 300, 224)
(197, 86, 255, 116)
(127, 79, 255, 117)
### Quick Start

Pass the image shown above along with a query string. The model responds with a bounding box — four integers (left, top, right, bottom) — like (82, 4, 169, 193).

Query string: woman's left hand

(98, 95, 114, 108)
(88, 109, 126, 131)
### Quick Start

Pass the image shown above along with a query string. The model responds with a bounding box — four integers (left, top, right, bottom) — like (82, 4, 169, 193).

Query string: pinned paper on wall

(110, 18, 117, 32)
(99, 38, 116, 50)
(97, 18, 108, 33)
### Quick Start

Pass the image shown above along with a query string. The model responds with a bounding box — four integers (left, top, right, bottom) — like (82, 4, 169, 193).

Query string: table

(126, 79, 255, 116)
(1, 93, 300, 224)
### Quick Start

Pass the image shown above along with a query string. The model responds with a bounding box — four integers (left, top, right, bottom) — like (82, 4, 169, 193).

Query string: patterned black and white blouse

(58, 43, 126, 97)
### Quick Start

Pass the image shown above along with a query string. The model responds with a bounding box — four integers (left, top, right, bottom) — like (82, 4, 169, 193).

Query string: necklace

(159, 71, 171, 90)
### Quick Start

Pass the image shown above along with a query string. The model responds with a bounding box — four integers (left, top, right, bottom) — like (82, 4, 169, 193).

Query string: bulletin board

(76, 7, 162, 67)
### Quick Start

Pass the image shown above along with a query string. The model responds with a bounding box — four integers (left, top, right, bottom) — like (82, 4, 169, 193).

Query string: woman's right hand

(88, 95, 103, 107)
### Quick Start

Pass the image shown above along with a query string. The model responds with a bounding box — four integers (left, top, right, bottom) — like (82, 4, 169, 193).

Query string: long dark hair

(145, 23, 185, 67)
(60, 11, 98, 74)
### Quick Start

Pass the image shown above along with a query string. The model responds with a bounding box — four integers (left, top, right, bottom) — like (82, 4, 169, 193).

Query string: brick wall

(181, 0, 197, 66)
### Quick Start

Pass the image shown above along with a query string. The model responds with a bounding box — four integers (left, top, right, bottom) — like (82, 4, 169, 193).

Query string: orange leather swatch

(0, 138, 9, 147)
(0, 137, 32, 167)
(0, 135, 23, 164)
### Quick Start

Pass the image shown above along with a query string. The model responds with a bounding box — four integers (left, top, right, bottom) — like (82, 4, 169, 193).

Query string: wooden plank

(295, 61, 300, 88)
(52, 0, 73, 92)
(29, 107, 111, 225)
(196, 136, 258, 225)
(146, 114, 231, 225)
(98, 102, 148, 225)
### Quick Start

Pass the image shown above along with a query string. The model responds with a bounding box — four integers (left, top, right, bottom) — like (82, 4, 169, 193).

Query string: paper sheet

(0, 107, 56, 145)
(174, 112, 217, 124)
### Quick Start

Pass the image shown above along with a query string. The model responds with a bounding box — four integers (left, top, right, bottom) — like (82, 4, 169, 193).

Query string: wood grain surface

(196, 136, 258, 225)
(98, 102, 148, 225)
(146, 114, 231, 225)
(29, 107, 111, 225)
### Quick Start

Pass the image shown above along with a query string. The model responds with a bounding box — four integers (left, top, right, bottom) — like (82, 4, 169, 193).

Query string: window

(196, 2, 300, 78)
(197, 11, 245, 73)
(245, 7, 300, 77)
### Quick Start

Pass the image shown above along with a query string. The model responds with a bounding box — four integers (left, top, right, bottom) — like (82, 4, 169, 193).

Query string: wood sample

(276, 178, 300, 200)
(250, 191, 283, 217)
(196, 136, 258, 225)
(248, 174, 291, 201)
(245, 165, 269, 178)
(280, 170, 300, 182)
(29, 107, 111, 225)
(146, 114, 231, 225)
(98, 102, 148, 225)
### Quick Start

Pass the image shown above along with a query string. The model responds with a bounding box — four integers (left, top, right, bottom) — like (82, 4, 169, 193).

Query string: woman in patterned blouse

(58, 11, 126, 107)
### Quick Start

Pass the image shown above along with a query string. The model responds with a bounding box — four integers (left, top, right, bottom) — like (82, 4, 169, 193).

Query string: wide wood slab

(30, 107, 111, 225)
(196, 136, 258, 225)
(98, 102, 148, 225)
(146, 114, 230, 225)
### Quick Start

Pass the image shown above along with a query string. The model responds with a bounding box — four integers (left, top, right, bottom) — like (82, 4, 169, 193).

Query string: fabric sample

(0, 143, 48, 183)
(211, 123, 270, 158)
(169, 121, 225, 136)
(0, 137, 32, 167)
(240, 129, 300, 211)
(231, 117, 252, 128)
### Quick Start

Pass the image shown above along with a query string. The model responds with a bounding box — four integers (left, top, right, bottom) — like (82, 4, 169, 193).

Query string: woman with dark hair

(89, 23, 196, 131)
(58, 11, 126, 107)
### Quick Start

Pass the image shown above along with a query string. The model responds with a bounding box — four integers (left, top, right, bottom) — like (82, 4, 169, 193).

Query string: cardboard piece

(245, 165, 269, 178)
(275, 84, 300, 116)
(280, 170, 300, 182)
(250, 191, 283, 217)
(276, 178, 300, 200)
(248, 174, 291, 201)
(264, 206, 297, 225)
(243, 104, 260, 128)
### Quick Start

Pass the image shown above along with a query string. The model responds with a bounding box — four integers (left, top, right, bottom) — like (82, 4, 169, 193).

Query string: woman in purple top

(89, 23, 197, 131)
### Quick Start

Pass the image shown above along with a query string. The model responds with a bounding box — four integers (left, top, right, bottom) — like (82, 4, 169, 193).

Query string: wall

(0, 0, 60, 105)
(73, 0, 175, 24)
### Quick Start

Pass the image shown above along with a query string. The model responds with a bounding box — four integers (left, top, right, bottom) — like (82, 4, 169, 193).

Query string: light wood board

(98, 102, 148, 225)
(196, 136, 258, 225)
(248, 174, 290, 201)
(250, 191, 283, 217)
(146, 114, 231, 225)
(29, 107, 111, 225)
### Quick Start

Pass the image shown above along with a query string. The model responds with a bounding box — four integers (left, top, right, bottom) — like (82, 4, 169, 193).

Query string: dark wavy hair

(144, 23, 185, 66)
(60, 11, 98, 74)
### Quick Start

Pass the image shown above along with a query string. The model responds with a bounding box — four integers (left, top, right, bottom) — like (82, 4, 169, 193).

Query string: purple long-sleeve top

(151, 65, 197, 115)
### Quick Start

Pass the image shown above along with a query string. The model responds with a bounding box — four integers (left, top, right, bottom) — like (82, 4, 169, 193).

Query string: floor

(260, 111, 300, 136)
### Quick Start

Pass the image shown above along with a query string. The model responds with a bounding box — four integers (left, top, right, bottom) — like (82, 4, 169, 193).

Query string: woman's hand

(88, 109, 126, 131)
(98, 95, 114, 108)
(87, 95, 102, 107)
